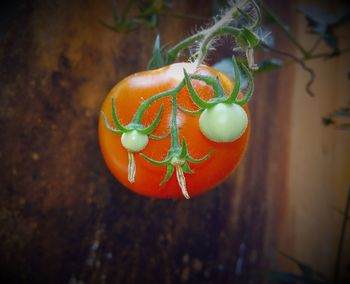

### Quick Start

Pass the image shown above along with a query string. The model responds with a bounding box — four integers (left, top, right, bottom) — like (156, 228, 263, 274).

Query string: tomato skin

(98, 63, 250, 199)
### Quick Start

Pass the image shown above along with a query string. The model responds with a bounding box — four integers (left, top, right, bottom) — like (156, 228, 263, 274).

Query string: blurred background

(0, 0, 349, 283)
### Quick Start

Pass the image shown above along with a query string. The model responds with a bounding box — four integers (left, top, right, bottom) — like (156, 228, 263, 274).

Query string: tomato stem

(170, 93, 180, 150)
(132, 80, 185, 124)
(164, 1, 260, 68)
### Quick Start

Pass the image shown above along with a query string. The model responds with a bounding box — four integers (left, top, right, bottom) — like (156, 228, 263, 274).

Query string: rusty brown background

(0, 0, 301, 283)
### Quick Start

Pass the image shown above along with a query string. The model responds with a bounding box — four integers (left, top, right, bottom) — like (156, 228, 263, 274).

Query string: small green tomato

(199, 103, 248, 142)
(121, 130, 149, 152)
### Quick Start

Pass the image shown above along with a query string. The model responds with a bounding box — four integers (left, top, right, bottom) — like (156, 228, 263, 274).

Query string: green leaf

(255, 58, 283, 74)
(266, 271, 306, 283)
(322, 116, 335, 126)
(111, 0, 119, 23)
(278, 251, 327, 282)
(147, 34, 166, 70)
(98, 18, 118, 32)
(240, 27, 260, 48)
(297, 5, 350, 53)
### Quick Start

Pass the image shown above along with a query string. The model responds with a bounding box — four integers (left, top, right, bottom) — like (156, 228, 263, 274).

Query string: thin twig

(263, 44, 315, 96)
(259, 1, 308, 56)
(159, 11, 209, 21)
(305, 47, 350, 61)
(308, 36, 322, 54)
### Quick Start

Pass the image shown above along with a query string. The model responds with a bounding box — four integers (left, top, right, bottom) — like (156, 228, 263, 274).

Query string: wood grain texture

(0, 0, 295, 283)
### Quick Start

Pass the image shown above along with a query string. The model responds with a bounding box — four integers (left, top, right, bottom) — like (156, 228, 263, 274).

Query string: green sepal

(140, 153, 172, 165)
(182, 161, 193, 174)
(183, 69, 213, 109)
(160, 165, 174, 186)
(187, 150, 213, 163)
(149, 132, 170, 140)
(179, 138, 189, 159)
(178, 105, 203, 115)
(138, 104, 164, 135)
(101, 111, 123, 135)
(111, 97, 129, 132)
(235, 62, 254, 106)
(189, 74, 225, 98)
(225, 56, 241, 104)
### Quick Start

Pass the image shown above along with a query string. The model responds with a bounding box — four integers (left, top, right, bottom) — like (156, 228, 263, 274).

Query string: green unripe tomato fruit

(199, 103, 248, 142)
(121, 130, 149, 152)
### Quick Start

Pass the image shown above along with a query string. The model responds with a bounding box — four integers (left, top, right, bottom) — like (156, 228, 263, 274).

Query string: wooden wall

(0, 0, 348, 283)
(282, 0, 350, 280)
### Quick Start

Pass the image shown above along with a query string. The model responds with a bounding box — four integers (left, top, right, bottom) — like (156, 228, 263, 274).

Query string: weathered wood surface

(0, 1, 295, 283)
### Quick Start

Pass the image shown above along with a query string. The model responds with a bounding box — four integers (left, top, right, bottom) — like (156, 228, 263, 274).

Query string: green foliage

(147, 34, 167, 70)
(298, 4, 350, 55)
(99, 0, 171, 32)
(256, 58, 283, 73)
(266, 252, 328, 284)
(322, 105, 350, 129)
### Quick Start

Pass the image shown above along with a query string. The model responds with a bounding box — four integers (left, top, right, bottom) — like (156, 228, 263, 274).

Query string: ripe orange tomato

(98, 63, 250, 199)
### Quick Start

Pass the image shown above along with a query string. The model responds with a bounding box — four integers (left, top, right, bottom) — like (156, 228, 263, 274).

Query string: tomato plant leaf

(255, 58, 283, 74)
(276, 251, 328, 283)
(147, 34, 166, 70)
(111, 0, 119, 23)
(266, 271, 308, 283)
(297, 4, 350, 53)
(240, 27, 260, 48)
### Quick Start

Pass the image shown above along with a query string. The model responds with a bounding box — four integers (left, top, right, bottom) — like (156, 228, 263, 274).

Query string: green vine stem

(165, 0, 260, 68)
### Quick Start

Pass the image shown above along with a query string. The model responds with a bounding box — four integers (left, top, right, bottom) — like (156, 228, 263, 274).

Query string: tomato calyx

(101, 97, 165, 183)
(141, 139, 212, 199)
(182, 57, 254, 142)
